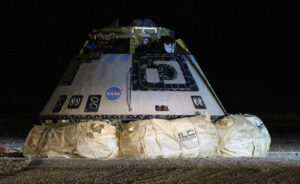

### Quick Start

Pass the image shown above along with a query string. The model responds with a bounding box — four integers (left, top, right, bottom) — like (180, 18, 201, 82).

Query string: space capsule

(40, 19, 226, 121)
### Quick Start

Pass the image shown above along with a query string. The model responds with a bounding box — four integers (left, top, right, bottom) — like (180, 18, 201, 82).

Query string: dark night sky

(2, 1, 300, 115)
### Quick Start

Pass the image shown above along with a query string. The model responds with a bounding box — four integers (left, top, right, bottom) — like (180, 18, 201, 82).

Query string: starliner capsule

(40, 19, 226, 121)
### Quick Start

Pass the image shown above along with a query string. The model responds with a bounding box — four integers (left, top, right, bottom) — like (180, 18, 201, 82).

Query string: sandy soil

(1, 156, 300, 184)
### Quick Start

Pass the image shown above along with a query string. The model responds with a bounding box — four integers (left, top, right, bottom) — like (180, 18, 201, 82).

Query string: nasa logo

(106, 87, 122, 100)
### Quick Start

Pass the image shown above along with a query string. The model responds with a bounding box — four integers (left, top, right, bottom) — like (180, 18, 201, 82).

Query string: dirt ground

(0, 154, 300, 183)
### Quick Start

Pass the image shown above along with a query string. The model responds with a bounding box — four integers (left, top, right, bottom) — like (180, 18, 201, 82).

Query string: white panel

(41, 54, 225, 118)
